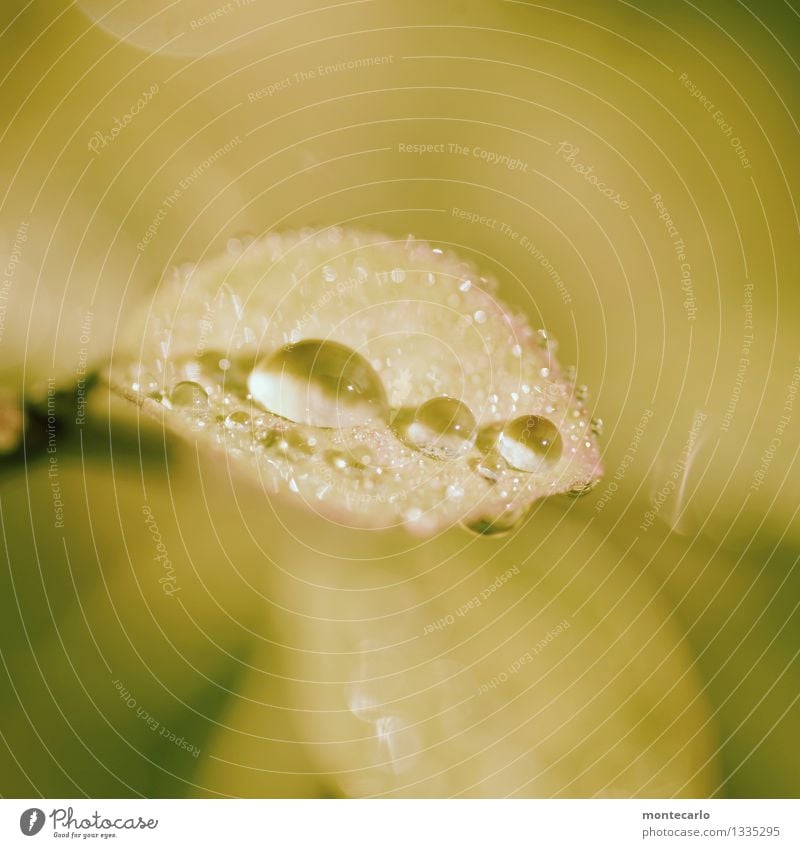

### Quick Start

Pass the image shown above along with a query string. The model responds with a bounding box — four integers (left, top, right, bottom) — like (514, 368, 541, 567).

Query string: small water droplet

(248, 340, 389, 428)
(576, 385, 590, 401)
(568, 479, 600, 498)
(180, 351, 250, 394)
(462, 504, 528, 536)
(474, 310, 487, 324)
(497, 416, 563, 472)
(535, 329, 549, 348)
(589, 416, 604, 436)
(322, 265, 337, 282)
(325, 449, 351, 470)
(132, 370, 159, 396)
(398, 397, 477, 460)
(224, 410, 251, 431)
(170, 381, 208, 410)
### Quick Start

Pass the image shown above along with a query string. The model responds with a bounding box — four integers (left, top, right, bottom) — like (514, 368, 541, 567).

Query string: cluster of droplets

(129, 334, 595, 536)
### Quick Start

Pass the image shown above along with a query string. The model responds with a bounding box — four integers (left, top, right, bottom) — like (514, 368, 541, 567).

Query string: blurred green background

(0, 0, 798, 797)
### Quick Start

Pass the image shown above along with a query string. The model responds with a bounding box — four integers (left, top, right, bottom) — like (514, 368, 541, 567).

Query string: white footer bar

(2, 799, 798, 847)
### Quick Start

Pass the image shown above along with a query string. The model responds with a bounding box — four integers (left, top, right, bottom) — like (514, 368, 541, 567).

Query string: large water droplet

(248, 340, 388, 428)
(497, 416, 562, 472)
(401, 396, 476, 459)
(170, 381, 208, 410)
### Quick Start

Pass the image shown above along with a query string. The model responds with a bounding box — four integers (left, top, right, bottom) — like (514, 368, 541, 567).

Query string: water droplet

(179, 352, 250, 394)
(248, 340, 388, 428)
(474, 310, 487, 324)
(322, 265, 337, 282)
(497, 416, 562, 472)
(325, 449, 351, 470)
(399, 397, 477, 460)
(462, 504, 529, 536)
(132, 370, 159, 395)
(575, 384, 590, 401)
(170, 381, 208, 410)
(446, 483, 465, 499)
(567, 479, 600, 498)
(224, 410, 251, 431)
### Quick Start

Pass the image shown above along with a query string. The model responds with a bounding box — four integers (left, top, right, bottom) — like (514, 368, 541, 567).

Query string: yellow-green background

(0, 0, 798, 797)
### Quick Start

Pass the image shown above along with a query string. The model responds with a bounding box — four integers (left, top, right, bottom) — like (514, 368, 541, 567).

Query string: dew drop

(224, 410, 251, 431)
(446, 483, 465, 499)
(399, 397, 477, 460)
(170, 381, 208, 410)
(567, 479, 600, 498)
(179, 352, 250, 394)
(497, 416, 563, 472)
(248, 340, 389, 428)
(132, 370, 159, 396)
(462, 504, 529, 536)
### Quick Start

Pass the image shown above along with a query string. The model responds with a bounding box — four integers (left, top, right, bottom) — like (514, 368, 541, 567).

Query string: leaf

(110, 228, 602, 534)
